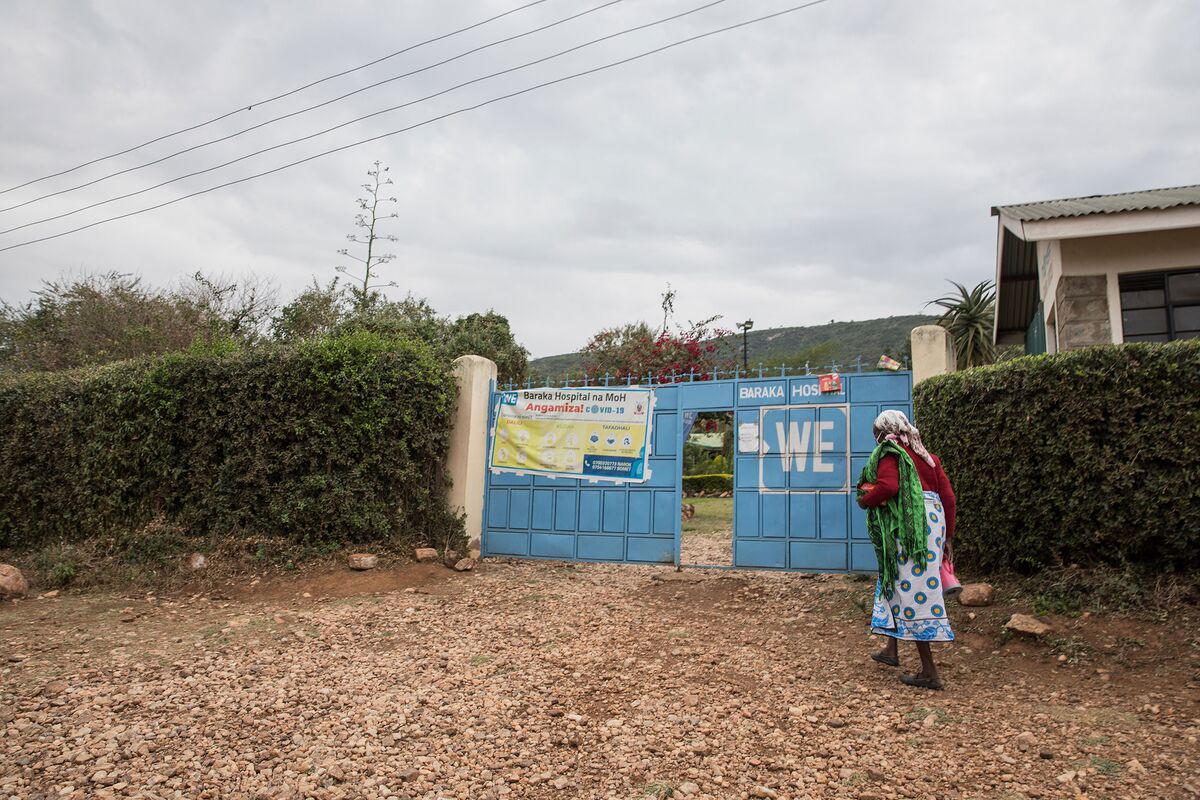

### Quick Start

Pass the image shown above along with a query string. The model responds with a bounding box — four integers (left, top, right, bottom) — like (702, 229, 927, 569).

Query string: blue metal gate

(481, 368, 912, 572)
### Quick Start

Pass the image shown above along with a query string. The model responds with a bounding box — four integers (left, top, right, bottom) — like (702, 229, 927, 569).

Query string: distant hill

(530, 314, 936, 378)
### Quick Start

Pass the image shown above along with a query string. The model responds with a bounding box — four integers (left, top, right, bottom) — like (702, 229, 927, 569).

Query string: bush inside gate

(0, 331, 461, 550)
(682, 474, 733, 496)
(914, 341, 1200, 574)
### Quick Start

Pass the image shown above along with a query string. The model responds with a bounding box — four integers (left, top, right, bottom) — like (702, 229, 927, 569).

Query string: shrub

(682, 474, 733, 495)
(0, 331, 461, 551)
(915, 341, 1200, 574)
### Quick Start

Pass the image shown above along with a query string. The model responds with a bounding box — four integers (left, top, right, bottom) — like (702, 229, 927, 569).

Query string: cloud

(0, 0, 1196, 357)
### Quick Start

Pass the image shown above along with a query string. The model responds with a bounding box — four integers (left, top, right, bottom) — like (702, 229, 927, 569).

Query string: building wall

(1059, 226, 1200, 275)
(1047, 227, 1200, 348)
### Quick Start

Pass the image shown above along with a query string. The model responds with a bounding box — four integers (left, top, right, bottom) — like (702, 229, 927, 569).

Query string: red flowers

(581, 320, 735, 383)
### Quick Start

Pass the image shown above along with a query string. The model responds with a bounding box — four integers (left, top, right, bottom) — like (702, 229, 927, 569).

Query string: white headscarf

(872, 409, 935, 468)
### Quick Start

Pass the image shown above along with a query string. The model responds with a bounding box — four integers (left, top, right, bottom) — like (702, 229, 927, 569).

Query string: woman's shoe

(871, 651, 900, 667)
(900, 673, 944, 690)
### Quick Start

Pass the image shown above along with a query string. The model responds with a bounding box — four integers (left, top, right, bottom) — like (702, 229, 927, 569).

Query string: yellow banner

(490, 388, 653, 482)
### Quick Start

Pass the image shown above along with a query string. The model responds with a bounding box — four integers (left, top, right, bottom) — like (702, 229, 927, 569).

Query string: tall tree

(337, 161, 399, 312)
(929, 279, 997, 369)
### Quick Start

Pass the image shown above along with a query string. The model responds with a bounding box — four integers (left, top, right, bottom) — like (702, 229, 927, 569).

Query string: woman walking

(857, 410, 956, 690)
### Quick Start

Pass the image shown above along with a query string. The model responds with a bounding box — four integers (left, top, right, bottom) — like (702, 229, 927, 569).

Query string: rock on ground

(1006, 612, 1053, 637)
(413, 547, 439, 563)
(347, 553, 378, 570)
(0, 563, 28, 598)
(958, 582, 995, 606)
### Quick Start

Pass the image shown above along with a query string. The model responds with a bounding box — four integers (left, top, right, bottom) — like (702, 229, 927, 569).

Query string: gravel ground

(2, 559, 1198, 799)
(680, 531, 732, 567)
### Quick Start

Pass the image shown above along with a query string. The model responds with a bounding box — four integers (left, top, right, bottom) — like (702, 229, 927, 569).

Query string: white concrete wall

(445, 355, 497, 548)
(910, 325, 956, 385)
(1036, 239, 1063, 315)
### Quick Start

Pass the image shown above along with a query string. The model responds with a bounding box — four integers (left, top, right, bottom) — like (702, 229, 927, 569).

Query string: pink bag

(941, 557, 962, 599)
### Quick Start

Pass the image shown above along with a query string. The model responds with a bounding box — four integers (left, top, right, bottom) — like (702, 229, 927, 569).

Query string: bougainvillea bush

(581, 319, 735, 383)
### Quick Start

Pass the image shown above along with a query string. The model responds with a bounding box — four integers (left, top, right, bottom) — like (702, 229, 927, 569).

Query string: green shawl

(857, 441, 926, 587)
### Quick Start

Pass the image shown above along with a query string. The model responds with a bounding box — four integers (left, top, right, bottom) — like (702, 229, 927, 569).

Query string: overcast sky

(1, 0, 1196, 357)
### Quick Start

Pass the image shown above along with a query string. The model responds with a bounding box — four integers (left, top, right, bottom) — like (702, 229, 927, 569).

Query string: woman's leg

(914, 642, 939, 680)
(877, 637, 898, 661)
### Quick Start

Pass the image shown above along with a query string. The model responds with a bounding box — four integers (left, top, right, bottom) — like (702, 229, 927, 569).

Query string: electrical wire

(0, 0, 727, 237)
(0, 0, 835, 255)
(0, 0, 624, 215)
(0, 0, 551, 196)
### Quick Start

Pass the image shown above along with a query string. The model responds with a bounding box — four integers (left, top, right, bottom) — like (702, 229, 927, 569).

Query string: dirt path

(2, 560, 1197, 799)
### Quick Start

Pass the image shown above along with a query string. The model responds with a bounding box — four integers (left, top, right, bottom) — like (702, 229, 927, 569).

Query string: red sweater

(858, 444, 957, 539)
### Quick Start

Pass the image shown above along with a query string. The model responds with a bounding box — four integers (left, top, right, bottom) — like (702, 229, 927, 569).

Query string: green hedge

(682, 474, 733, 495)
(0, 331, 461, 549)
(915, 341, 1200, 574)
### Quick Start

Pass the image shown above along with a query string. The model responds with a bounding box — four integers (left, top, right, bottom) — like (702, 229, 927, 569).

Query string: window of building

(1119, 268, 1200, 342)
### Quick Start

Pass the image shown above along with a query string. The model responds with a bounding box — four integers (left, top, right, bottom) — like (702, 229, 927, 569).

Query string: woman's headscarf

(872, 409, 934, 468)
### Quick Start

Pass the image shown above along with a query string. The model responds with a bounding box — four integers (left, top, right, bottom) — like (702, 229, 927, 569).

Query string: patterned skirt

(870, 490, 954, 642)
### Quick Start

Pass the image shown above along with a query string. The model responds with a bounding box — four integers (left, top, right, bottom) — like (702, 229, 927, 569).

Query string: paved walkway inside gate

(2, 560, 1197, 799)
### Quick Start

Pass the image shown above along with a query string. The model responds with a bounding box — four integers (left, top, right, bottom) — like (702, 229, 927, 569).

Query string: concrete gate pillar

(446, 355, 498, 550)
(910, 325, 956, 386)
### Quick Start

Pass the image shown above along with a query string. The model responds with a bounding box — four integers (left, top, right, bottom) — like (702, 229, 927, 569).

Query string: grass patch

(30, 542, 85, 588)
(643, 783, 674, 798)
(682, 497, 732, 535)
(470, 654, 496, 666)
(5, 531, 415, 595)
(905, 706, 952, 725)
(1004, 565, 1199, 621)
(1074, 755, 1123, 776)
(1046, 634, 1091, 665)
(1038, 704, 1140, 729)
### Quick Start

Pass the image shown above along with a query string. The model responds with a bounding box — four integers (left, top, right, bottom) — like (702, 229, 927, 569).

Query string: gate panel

(731, 371, 912, 572)
(481, 386, 680, 564)
(480, 370, 911, 573)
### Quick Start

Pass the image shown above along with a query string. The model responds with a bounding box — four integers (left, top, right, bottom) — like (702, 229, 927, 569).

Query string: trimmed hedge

(0, 331, 461, 549)
(682, 473, 733, 495)
(915, 341, 1200, 574)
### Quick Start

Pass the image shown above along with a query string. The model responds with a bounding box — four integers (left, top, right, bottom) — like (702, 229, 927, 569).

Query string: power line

(0, 0, 835, 255)
(0, 0, 551, 197)
(0, 0, 728, 237)
(0, 0, 624, 216)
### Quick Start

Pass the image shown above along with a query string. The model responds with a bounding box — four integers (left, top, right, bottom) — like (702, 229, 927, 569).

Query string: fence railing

(508, 355, 910, 391)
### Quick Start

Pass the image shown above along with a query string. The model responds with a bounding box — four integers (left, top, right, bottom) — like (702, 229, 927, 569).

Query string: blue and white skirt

(870, 490, 954, 642)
